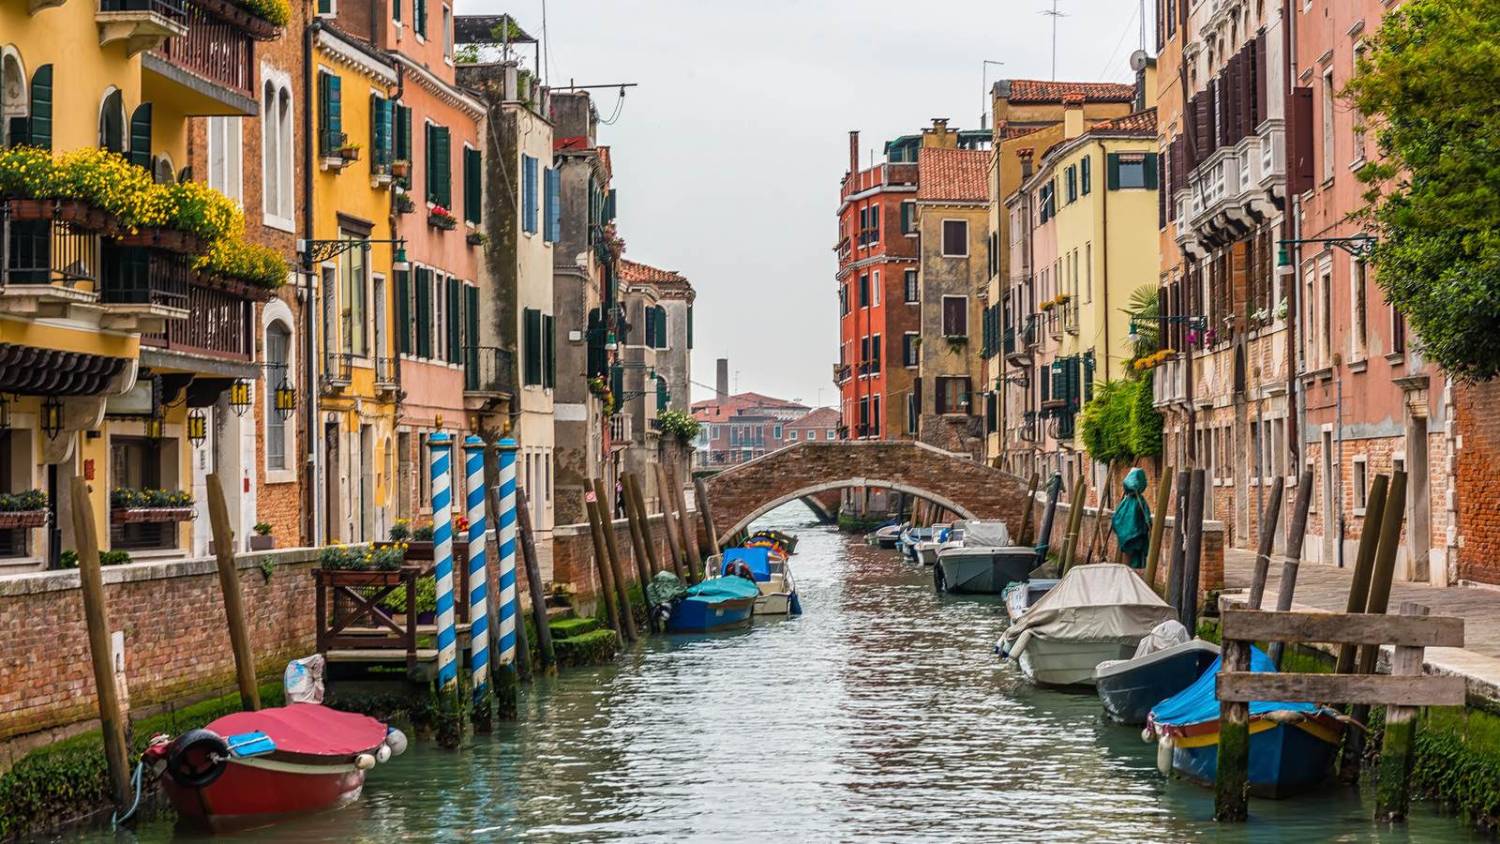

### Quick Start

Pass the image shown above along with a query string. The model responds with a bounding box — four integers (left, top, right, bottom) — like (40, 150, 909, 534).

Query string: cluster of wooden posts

(1215, 469, 1467, 823)
(578, 465, 721, 643)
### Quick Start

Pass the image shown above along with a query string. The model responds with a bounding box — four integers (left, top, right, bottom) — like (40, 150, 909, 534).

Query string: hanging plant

(656, 409, 701, 444)
(196, 237, 289, 289)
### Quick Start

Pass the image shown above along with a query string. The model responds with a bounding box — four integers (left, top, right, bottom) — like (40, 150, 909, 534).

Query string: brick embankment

(1038, 495, 1226, 593)
(550, 510, 692, 616)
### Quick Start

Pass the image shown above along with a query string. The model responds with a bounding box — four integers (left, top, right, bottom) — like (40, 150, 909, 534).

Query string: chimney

(849, 130, 860, 175)
(922, 117, 955, 148)
(1017, 147, 1035, 180)
(1063, 93, 1085, 139)
(716, 358, 729, 400)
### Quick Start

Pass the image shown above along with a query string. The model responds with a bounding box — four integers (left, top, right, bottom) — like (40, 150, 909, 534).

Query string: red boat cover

(206, 704, 387, 757)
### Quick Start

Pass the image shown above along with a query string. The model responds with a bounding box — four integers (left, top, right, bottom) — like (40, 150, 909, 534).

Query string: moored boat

(871, 523, 903, 549)
(1093, 620, 1219, 724)
(914, 524, 953, 566)
(143, 703, 404, 831)
(1148, 647, 1344, 798)
(1003, 578, 1057, 621)
(997, 564, 1176, 688)
(650, 573, 760, 633)
(898, 526, 931, 561)
(747, 529, 798, 555)
(933, 521, 1033, 595)
(722, 545, 802, 615)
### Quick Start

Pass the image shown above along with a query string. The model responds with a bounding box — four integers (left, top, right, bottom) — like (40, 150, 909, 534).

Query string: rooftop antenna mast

(1041, 0, 1068, 80)
(981, 59, 1004, 130)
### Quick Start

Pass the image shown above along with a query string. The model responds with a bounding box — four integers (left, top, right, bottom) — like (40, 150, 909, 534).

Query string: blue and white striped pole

(496, 439, 519, 671)
(428, 431, 457, 691)
(462, 435, 490, 702)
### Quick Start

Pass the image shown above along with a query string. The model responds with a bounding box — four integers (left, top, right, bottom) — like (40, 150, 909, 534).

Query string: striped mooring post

(462, 435, 490, 709)
(495, 439, 520, 718)
(428, 431, 458, 692)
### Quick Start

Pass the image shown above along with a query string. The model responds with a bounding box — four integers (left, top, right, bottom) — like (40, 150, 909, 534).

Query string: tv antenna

(1041, 0, 1068, 80)
(981, 59, 1005, 130)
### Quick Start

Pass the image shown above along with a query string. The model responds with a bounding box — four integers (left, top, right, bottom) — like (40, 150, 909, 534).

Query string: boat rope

(111, 760, 146, 828)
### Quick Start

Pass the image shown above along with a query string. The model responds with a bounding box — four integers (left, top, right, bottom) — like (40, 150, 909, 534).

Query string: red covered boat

(143, 703, 405, 831)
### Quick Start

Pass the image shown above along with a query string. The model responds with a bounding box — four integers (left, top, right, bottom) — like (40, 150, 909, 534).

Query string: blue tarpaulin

(1149, 646, 1320, 728)
(722, 547, 773, 581)
(685, 576, 761, 602)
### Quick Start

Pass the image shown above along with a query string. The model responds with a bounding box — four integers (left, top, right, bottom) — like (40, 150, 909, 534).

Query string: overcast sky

(469, 0, 1149, 407)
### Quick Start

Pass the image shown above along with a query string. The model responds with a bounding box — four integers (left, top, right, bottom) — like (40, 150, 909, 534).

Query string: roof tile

(916, 147, 989, 202)
(1003, 79, 1136, 104)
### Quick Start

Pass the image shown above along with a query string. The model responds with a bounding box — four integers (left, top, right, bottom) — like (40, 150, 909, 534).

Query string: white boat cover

(999, 564, 1175, 658)
(1132, 619, 1191, 659)
(961, 520, 1011, 548)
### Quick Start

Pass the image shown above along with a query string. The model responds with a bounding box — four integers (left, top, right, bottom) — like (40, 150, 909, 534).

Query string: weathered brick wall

(550, 511, 686, 613)
(1037, 495, 1225, 593)
(704, 441, 1030, 539)
(1457, 380, 1500, 584)
(0, 549, 319, 745)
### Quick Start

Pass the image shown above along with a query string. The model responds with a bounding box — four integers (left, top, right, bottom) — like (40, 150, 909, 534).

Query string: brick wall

(1457, 380, 1500, 584)
(550, 510, 691, 613)
(0, 549, 319, 748)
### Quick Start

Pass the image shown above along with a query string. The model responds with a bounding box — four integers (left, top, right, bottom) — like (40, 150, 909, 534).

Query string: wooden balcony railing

(100, 244, 189, 312)
(141, 277, 257, 360)
(150, 0, 254, 100)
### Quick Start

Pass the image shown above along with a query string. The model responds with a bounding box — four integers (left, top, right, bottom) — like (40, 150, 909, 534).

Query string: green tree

(1346, 0, 1500, 380)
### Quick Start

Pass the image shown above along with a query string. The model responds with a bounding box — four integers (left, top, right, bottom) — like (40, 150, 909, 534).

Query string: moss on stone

(549, 616, 599, 639)
(554, 628, 618, 668)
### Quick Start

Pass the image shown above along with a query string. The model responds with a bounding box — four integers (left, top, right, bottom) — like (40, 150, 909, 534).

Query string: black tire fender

(166, 729, 230, 789)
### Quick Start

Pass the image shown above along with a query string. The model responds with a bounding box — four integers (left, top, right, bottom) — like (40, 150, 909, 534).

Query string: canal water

(108, 502, 1477, 842)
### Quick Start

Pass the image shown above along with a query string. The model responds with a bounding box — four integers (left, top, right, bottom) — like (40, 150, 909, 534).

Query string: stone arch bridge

(701, 441, 1031, 539)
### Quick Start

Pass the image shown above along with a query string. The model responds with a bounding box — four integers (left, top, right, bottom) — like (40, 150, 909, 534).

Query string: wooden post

(1166, 470, 1190, 616)
(1376, 601, 1429, 822)
(583, 492, 623, 639)
(1344, 470, 1409, 775)
(1214, 637, 1252, 822)
(1180, 468, 1207, 633)
(653, 463, 688, 579)
(1034, 474, 1062, 565)
(1336, 474, 1390, 673)
(1144, 468, 1174, 595)
(669, 467, 703, 581)
(593, 478, 638, 642)
(620, 475, 657, 627)
(205, 473, 259, 712)
(1246, 476, 1286, 610)
(1084, 467, 1116, 564)
(1017, 472, 1039, 546)
(1267, 469, 1318, 667)
(693, 476, 721, 557)
(515, 488, 555, 673)
(624, 473, 664, 576)
(1060, 479, 1088, 572)
(70, 476, 132, 810)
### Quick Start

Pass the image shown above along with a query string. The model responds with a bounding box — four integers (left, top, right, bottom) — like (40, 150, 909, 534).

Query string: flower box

(391, 160, 410, 178)
(428, 212, 458, 231)
(111, 506, 194, 525)
(0, 510, 46, 529)
(339, 145, 362, 162)
(249, 534, 275, 551)
(115, 227, 205, 256)
(6, 198, 118, 234)
(395, 195, 416, 215)
(465, 232, 487, 246)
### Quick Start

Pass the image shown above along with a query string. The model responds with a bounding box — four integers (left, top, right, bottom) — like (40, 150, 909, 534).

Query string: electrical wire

(1098, 2, 1142, 80)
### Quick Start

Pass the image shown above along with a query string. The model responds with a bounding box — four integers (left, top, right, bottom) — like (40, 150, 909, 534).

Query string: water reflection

(96, 502, 1476, 843)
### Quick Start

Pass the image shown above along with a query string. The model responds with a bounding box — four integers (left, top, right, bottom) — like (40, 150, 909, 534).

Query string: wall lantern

(229, 379, 253, 416)
(274, 379, 297, 421)
(187, 409, 208, 447)
(145, 411, 166, 441)
(40, 396, 63, 440)
(393, 246, 411, 272)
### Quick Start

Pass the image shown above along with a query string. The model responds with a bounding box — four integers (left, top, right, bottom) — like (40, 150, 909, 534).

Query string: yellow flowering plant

(197, 236, 289, 289)
(149, 179, 243, 242)
(0, 146, 62, 198)
(241, 0, 290, 26)
(53, 147, 159, 229)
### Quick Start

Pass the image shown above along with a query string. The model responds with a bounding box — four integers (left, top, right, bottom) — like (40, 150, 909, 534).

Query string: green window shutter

(462, 147, 476, 223)
(394, 104, 411, 169)
(319, 72, 342, 155)
(523, 308, 542, 385)
(414, 0, 426, 36)
(1081, 155, 1091, 194)
(656, 377, 667, 411)
(687, 304, 693, 350)
(542, 314, 555, 388)
(1143, 152, 1160, 190)
(370, 95, 391, 168)
(395, 270, 411, 354)
(586, 307, 605, 377)
(392, 0, 400, 22)
(610, 363, 622, 403)
(435, 126, 452, 208)
(447, 276, 461, 362)
(1106, 153, 1121, 190)
(415, 268, 432, 358)
(465, 284, 478, 356)
(656, 306, 668, 348)
(28, 66, 52, 150)
(424, 123, 434, 203)
(317, 0, 330, 13)
(127, 104, 152, 170)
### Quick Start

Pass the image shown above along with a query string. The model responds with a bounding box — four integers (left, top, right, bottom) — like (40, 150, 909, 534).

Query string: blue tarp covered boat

(723, 546, 802, 615)
(1148, 647, 1344, 798)
(663, 576, 759, 633)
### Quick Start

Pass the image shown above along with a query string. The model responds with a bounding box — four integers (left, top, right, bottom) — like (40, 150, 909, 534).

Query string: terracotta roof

(786, 407, 840, 429)
(1091, 108, 1157, 135)
(618, 258, 688, 285)
(998, 79, 1136, 104)
(916, 147, 989, 202)
(692, 392, 808, 424)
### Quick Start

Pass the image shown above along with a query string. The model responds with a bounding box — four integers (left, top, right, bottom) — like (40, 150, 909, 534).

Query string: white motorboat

(871, 523, 903, 549)
(914, 523, 953, 566)
(934, 521, 1038, 594)
(997, 564, 1175, 688)
(720, 546, 801, 616)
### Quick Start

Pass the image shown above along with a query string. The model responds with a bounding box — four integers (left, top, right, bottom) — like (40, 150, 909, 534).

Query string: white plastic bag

(283, 654, 326, 704)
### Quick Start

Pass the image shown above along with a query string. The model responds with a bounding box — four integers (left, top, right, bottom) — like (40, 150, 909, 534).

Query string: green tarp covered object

(1111, 467, 1152, 569)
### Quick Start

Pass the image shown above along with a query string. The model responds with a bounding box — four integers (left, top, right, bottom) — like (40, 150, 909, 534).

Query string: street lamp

(229, 379, 253, 416)
(274, 379, 297, 421)
(187, 409, 207, 447)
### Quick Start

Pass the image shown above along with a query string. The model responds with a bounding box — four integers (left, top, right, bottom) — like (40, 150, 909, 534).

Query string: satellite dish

(1129, 50, 1151, 72)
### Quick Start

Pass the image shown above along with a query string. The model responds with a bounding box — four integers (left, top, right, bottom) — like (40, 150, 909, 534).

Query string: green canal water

(103, 503, 1478, 842)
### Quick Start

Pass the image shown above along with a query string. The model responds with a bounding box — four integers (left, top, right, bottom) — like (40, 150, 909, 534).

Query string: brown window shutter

(1289, 86, 1316, 194)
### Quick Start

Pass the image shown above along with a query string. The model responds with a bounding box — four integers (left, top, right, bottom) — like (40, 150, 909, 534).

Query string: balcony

(463, 345, 515, 410)
(98, 243, 189, 332)
(1, 211, 102, 318)
(142, 0, 270, 116)
(609, 413, 632, 448)
(97, 0, 187, 57)
(322, 352, 353, 391)
(833, 363, 851, 385)
(140, 276, 263, 361)
(375, 355, 400, 393)
(839, 162, 919, 203)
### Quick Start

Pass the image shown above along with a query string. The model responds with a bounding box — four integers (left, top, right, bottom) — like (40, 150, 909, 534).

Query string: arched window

(99, 88, 124, 153)
(1, 50, 26, 148)
(261, 70, 295, 229)
(265, 319, 292, 472)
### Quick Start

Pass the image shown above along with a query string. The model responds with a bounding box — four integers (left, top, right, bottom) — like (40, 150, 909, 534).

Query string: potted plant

(395, 193, 416, 214)
(0, 489, 48, 529)
(466, 230, 488, 247)
(389, 518, 411, 541)
(656, 409, 701, 445)
(250, 521, 275, 551)
(428, 204, 458, 230)
(339, 141, 362, 162)
(391, 159, 410, 179)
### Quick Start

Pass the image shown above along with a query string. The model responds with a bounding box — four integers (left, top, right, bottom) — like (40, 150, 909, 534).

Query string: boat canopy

(1149, 646, 1320, 731)
(723, 547, 773, 581)
(685, 576, 761, 602)
(206, 704, 387, 756)
(959, 520, 1011, 548)
(999, 564, 1174, 656)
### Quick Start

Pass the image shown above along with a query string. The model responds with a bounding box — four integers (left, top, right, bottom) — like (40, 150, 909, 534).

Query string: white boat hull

(1017, 637, 1139, 687)
(754, 570, 797, 615)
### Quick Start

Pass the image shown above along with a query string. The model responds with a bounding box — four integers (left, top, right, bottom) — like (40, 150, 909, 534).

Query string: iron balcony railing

(99, 0, 187, 21)
(375, 355, 400, 388)
(464, 345, 516, 395)
(100, 244, 189, 311)
(3, 218, 98, 290)
(324, 352, 354, 387)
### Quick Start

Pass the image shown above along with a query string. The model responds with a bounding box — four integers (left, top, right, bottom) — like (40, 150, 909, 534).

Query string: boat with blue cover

(1148, 646, 1344, 798)
(648, 572, 760, 633)
(1093, 620, 1219, 725)
(721, 546, 801, 615)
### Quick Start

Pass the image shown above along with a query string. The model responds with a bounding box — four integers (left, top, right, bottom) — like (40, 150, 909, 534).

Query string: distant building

(692, 386, 808, 468)
(614, 258, 694, 504)
(783, 407, 840, 445)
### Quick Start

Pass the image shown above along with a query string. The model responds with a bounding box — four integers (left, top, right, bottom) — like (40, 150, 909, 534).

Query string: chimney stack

(849, 130, 860, 176)
(1063, 93, 1085, 139)
(1017, 147, 1035, 179)
(716, 358, 729, 400)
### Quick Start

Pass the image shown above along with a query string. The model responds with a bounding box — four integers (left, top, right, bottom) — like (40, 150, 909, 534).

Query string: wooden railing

(141, 279, 254, 360)
(314, 566, 421, 672)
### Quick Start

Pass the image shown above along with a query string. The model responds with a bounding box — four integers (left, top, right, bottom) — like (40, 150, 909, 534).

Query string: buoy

(1141, 726, 1155, 743)
(1156, 736, 1173, 777)
(356, 753, 376, 770)
(385, 728, 408, 756)
(376, 744, 392, 764)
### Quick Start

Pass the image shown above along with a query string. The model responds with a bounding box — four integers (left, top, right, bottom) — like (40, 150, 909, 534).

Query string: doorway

(359, 424, 374, 542)
(1406, 415, 1431, 582)
(324, 421, 340, 543)
(1321, 428, 1335, 565)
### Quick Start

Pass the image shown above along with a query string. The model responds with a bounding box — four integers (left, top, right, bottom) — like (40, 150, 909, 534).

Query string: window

(266, 322, 291, 471)
(414, 0, 426, 37)
(442, 5, 453, 59)
(935, 377, 970, 415)
(1391, 304, 1407, 355)
(522, 154, 538, 234)
(1321, 69, 1335, 182)
(904, 269, 918, 303)
(370, 94, 392, 171)
(826, 429, 836, 441)
(206, 117, 243, 205)
(773, 424, 783, 439)
(1352, 43, 1367, 163)
(262, 75, 294, 228)
(392, 0, 400, 22)
(942, 295, 968, 337)
(425, 122, 451, 207)
(941, 219, 968, 257)
(1352, 258, 1368, 360)
(869, 204, 880, 244)
(1318, 266, 1332, 366)
(340, 233, 367, 356)
(872, 270, 880, 306)
(1353, 456, 1369, 513)
(544, 166, 560, 242)
(901, 200, 916, 234)
(463, 146, 482, 224)
(1039, 182, 1055, 222)
(317, 71, 342, 156)
(1081, 154, 1091, 194)
(871, 333, 881, 373)
(903, 332, 919, 367)
(523, 308, 543, 385)
(789, 430, 799, 442)
(1108, 153, 1157, 189)
(110, 437, 175, 551)
(1065, 165, 1077, 203)
(858, 273, 870, 307)
(99, 88, 124, 153)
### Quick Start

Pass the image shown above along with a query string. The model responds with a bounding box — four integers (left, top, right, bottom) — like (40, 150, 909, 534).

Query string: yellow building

(1011, 105, 1159, 486)
(309, 24, 401, 544)
(1, 0, 283, 568)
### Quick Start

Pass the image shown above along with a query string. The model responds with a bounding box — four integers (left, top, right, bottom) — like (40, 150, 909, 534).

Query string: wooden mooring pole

(583, 491, 623, 639)
(1179, 469, 1207, 633)
(1377, 602, 1430, 821)
(1246, 476, 1286, 609)
(515, 488, 556, 674)
(653, 463, 688, 579)
(1214, 637, 1253, 821)
(1033, 474, 1063, 565)
(1143, 468, 1174, 595)
(1336, 474, 1391, 675)
(669, 467, 703, 581)
(1344, 470, 1409, 779)
(71, 476, 132, 810)
(1165, 470, 1190, 617)
(594, 478, 639, 642)
(1060, 479, 1087, 573)
(693, 476, 721, 558)
(1016, 472, 1039, 547)
(620, 474, 658, 630)
(1266, 469, 1316, 667)
(205, 474, 259, 712)
(624, 473, 664, 576)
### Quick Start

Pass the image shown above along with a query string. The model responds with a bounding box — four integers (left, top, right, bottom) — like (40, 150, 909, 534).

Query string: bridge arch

(702, 441, 1030, 539)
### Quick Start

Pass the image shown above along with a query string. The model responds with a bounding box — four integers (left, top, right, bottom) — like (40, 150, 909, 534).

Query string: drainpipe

(1100, 140, 1110, 382)
(303, 19, 322, 546)
(1282, 0, 1301, 477)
